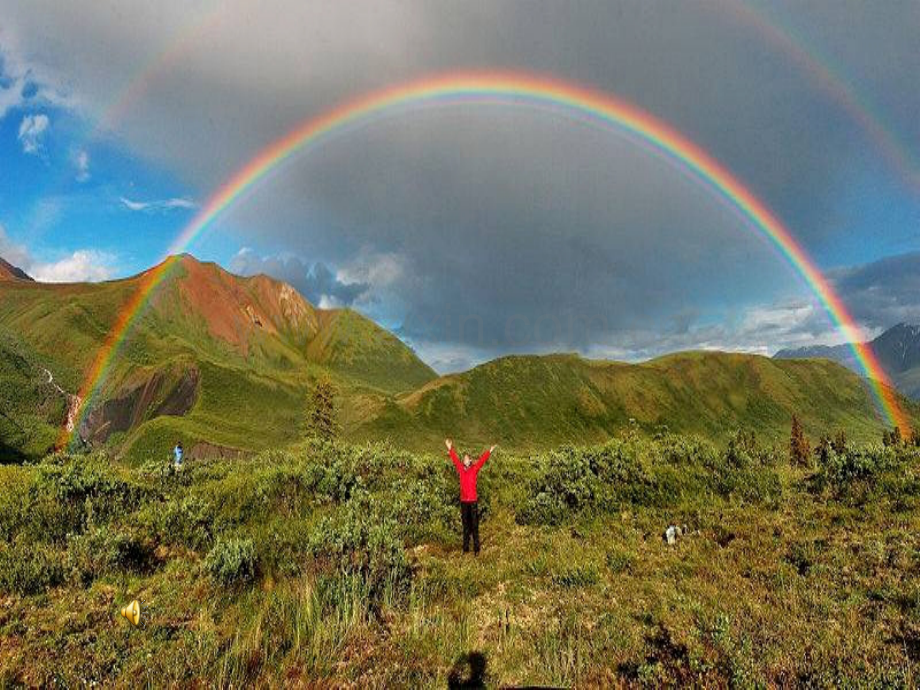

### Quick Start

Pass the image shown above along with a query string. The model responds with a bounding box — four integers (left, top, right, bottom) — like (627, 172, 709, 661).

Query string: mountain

(775, 323, 920, 399)
(0, 254, 914, 463)
(0, 255, 436, 461)
(353, 350, 910, 450)
(0, 328, 65, 461)
(0, 256, 32, 282)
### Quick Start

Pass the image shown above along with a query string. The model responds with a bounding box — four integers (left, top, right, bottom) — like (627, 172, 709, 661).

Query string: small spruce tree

(832, 429, 847, 454)
(883, 426, 902, 448)
(790, 414, 810, 466)
(305, 379, 340, 441)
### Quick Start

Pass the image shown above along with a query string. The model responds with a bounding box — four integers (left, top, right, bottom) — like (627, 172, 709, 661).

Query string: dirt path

(42, 368, 83, 433)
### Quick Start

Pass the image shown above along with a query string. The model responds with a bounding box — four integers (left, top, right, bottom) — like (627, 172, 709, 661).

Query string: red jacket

(449, 447, 490, 502)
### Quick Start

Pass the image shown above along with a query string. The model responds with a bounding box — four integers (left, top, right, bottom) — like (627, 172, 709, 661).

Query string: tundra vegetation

(2, 425, 920, 686)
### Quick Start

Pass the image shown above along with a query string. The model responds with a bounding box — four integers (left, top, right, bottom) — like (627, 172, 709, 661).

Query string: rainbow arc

(63, 71, 910, 444)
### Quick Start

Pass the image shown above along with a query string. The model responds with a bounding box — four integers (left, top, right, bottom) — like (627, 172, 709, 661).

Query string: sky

(0, 0, 918, 372)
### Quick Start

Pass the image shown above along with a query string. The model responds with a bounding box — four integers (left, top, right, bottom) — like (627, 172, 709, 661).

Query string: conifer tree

(306, 379, 339, 441)
(790, 414, 810, 465)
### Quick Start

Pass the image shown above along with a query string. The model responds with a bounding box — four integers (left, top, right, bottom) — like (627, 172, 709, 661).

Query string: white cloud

(29, 249, 115, 283)
(17, 113, 49, 153)
(317, 294, 344, 309)
(337, 250, 405, 289)
(0, 225, 32, 271)
(74, 149, 90, 181)
(409, 339, 495, 374)
(0, 224, 115, 283)
(120, 196, 196, 212)
(0, 75, 26, 120)
(0, 33, 77, 122)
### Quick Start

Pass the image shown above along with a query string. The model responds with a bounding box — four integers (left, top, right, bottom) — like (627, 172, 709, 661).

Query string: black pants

(461, 501, 480, 553)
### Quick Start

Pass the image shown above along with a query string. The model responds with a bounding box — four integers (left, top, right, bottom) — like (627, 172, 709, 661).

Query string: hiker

(445, 438, 496, 555)
(173, 441, 183, 469)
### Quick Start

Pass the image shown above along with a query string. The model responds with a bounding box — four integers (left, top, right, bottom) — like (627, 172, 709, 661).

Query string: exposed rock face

(0, 256, 33, 281)
(79, 366, 200, 443)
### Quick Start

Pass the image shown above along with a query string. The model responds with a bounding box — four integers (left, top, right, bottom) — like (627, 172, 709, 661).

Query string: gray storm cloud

(229, 250, 369, 308)
(1, 0, 918, 366)
(830, 253, 920, 330)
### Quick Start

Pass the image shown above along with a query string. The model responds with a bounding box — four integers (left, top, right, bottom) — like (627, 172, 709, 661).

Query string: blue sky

(1, 1, 918, 371)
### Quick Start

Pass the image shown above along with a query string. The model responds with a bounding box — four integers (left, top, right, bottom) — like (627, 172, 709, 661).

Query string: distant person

(445, 438, 496, 555)
(173, 441, 184, 469)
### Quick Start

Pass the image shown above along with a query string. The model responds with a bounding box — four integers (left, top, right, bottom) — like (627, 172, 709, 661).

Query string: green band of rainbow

(64, 71, 910, 444)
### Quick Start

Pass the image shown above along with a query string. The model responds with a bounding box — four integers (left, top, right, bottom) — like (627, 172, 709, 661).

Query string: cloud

(28, 250, 115, 283)
(0, 29, 79, 120)
(830, 252, 920, 330)
(2, 2, 917, 367)
(0, 224, 115, 283)
(74, 149, 90, 181)
(17, 113, 49, 153)
(229, 248, 369, 307)
(0, 72, 26, 119)
(119, 196, 195, 212)
(0, 225, 31, 269)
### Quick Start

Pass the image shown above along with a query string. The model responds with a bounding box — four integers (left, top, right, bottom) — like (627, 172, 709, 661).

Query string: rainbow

(64, 71, 911, 444)
(725, 1, 919, 193)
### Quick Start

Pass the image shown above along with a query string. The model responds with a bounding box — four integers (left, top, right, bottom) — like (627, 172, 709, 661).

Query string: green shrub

(0, 540, 65, 595)
(309, 493, 411, 603)
(66, 525, 152, 585)
(28, 453, 142, 541)
(205, 536, 257, 586)
(155, 494, 217, 550)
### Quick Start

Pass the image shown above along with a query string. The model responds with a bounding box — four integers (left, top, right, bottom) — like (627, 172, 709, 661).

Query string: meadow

(2, 428, 920, 687)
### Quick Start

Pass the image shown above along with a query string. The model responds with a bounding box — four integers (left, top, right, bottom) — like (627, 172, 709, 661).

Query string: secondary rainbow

(64, 71, 911, 444)
(725, 1, 919, 193)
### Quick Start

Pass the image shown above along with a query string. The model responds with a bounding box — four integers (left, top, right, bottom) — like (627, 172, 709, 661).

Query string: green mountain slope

(1, 253, 914, 463)
(0, 329, 64, 461)
(355, 351, 916, 451)
(0, 255, 436, 461)
(775, 323, 920, 399)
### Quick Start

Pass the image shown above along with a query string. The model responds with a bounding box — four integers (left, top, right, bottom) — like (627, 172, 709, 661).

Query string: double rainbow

(64, 71, 910, 443)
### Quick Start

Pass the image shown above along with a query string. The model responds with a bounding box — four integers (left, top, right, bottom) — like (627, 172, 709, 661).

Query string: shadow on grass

(0, 438, 27, 464)
(448, 652, 487, 689)
(447, 650, 566, 689)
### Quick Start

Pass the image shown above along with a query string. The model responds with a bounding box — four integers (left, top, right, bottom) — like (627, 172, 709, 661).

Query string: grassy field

(2, 429, 920, 686)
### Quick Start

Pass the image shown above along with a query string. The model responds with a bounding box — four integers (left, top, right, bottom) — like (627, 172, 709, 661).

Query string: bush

(813, 443, 920, 504)
(205, 536, 257, 586)
(66, 525, 152, 585)
(154, 494, 217, 550)
(0, 540, 64, 595)
(28, 453, 141, 541)
(309, 493, 411, 603)
(813, 445, 897, 497)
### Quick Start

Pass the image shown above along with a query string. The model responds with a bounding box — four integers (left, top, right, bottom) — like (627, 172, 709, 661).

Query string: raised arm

(474, 444, 496, 470)
(445, 438, 462, 472)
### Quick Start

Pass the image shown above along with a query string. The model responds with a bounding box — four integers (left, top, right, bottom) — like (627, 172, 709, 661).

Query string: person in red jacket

(445, 438, 496, 555)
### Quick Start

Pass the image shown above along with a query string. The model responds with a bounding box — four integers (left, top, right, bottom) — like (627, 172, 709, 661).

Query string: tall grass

(2, 433, 920, 684)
